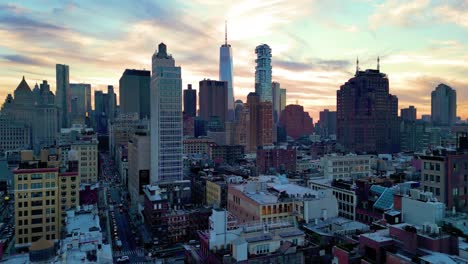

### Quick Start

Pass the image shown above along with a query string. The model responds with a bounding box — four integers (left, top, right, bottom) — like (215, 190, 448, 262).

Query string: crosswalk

(113, 249, 145, 257)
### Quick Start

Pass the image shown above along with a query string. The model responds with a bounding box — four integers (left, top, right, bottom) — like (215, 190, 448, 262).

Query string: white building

(61, 205, 112, 263)
(309, 177, 357, 220)
(320, 154, 375, 180)
(150, 43, 183, 183)
(400, 189, 445, 226)
(71, 139, 98, 184)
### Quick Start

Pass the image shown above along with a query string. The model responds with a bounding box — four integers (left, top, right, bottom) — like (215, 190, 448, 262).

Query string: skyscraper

(219, 22, 234, 121)
(107, 85, 116, 122)
(431, 84, 456, 126)
(337, 65, 400, 153)
(279, 104, 314, 140)
(183, 84, 196, 117)
(70, 83, 91, 116)
(400, 106, 417, 122)
(255, 44, 272, 102)
(55, 64, 70, 128)
(150, 43, 183, 183)
(119, 69, 151, 119)
(279, 88, 286, 113)
(199, 80, 228, 124)
(272, 82, 281, 123)
(317, 109, 337, 139)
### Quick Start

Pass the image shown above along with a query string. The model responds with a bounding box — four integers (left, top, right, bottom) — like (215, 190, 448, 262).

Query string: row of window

(17, 173, 56, 181)
(423, 174, 441, 183)
(18, 234, 55, 244)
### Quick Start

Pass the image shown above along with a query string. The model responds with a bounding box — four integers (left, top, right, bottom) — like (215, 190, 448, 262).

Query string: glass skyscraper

(255, 44, 272, 102)
(219, 23, 235, 121)
(55, 64, 70, 128)
(150, 43, 183, 183)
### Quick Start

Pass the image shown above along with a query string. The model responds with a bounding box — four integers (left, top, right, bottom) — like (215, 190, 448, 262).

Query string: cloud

(434, 4, 468, 29)
(1, 54, 50, 66)
(369, 0, 432, 29)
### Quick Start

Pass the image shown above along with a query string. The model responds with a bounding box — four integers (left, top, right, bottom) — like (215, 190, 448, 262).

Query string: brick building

(279, 104, 314, 140)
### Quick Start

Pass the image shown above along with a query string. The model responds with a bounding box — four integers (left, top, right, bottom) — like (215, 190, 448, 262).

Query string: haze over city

(0, 0, 467, 120)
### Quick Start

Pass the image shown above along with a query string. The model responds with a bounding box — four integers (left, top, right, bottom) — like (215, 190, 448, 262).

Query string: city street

(100, 153, 148, 263)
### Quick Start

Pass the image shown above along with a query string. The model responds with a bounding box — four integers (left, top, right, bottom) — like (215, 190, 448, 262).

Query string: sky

(0, 0, 467, 121)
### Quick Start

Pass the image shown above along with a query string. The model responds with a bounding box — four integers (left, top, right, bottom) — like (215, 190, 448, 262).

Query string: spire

(355, 57, 359, 75)
(377, 56, 380, 71)
(225, 20, 227, 45)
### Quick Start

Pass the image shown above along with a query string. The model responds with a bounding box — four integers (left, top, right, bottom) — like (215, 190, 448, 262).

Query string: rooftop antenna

(377, 56, 380, 71)
(225, 20, 227, 45)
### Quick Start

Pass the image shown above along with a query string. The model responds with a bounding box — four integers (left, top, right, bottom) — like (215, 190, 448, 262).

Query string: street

(100, 153, 148, 263)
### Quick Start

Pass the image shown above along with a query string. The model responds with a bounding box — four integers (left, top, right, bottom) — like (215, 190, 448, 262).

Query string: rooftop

(361, 229, 392, 243)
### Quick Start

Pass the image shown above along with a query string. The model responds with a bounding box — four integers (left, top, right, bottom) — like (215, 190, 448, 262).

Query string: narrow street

(100, 153, 148, 263)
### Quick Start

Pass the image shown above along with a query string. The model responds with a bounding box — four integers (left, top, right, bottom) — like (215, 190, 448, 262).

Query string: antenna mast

(225, 20, 227, 45)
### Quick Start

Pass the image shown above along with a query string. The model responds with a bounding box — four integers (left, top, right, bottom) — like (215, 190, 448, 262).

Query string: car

(117, 256, 129, 262)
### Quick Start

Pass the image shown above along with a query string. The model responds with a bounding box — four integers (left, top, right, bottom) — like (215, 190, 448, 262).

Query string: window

(436, 188, 440, 196)
(256, 244, 270, 254)
(436, 176, 440, 183)
(435, 164, 440, 171)
(430, 175, 434, 182)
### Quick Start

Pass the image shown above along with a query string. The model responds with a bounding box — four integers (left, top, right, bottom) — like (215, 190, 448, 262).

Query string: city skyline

(0, 1, 467, 121)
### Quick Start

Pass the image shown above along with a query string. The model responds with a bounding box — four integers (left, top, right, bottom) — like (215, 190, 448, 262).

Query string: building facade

(128, 130, 150, 206)
(255, 44, 272, 102)
(400, 106, 417, 122)
(119, 69, 151, 119)
(320, 154, 374, 180)
(199, 79, 228, 124)
(150, 43, 183, 183)
(56, 64, 70, 128)
(219, 25, 235, 121)
(337, 68, 400, 153)
(279, 104, 314, 140)
(183, 84, 196, 118)
(71, 140, 98, 184)
(431, 83, 457, 126)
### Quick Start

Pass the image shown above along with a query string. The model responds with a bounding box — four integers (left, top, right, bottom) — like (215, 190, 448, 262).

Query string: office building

(234, 99, 243, 121)
(210, 145, 244, 165)
(70, 83, 91, 117)
(400, 120, 431, 152)
(272, 82, 281, 123)
(400, 105, 417, 122)
(255, 44, 272, 102)
(94, 86, 117, 134)
(279, 104, 314, 140)
(119, 69, 151, 119)
(108, 113, 141, 158)
(280, 88, 286, 113)
(71, 138, 98, 184)
(39, 80, 55, 105)
(199, 79, 228, 124)
(0, 115, 31, 153)
(431, 83, 457, 126)
(183, 84, 196, 117)
(150, 43, 183, 183)
(320, 154, 374, 180)
(316, 109, 337, 139)
(219, 23, 235, 121)
(55, 64, 70, 128)
(128, 129, 150, 206)
(1, 77, 59, 152)
(337, 66, 400, 153)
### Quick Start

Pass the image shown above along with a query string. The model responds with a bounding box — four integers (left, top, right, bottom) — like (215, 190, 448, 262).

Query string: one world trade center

(219, 21, 235, 121)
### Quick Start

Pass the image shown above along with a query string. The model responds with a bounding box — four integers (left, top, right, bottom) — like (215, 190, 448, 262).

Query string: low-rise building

(192, 209, 310, 263)
(210, 145, 244, 165)
(320, 154, 375, 180)
(183, 137, 214, 157)
(256, 147, 296, 174)
(309, 178, 357, 220)
(228, 176, 338, 224)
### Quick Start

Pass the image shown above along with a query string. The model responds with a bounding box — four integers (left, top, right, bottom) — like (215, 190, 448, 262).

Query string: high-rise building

(2, 77, 58, 152)
(93, 86, 117, 134)
(71, 139, 98, 184)
(70, 83, 91, 116)
(150, 43, 183, 183)
(56, 64, 70, 128)
(128, 129, 150, 206)
(272, 82, 281, 123)
(255, 44, 272, 102)
(183, 84, 197, 117)
(219, 22, 234, 121)
(316, 109, 337, 139)
(199, 79, 228, 124)
(279, 104, 314, 140)
(0, 115, 31, 152)
(246, 93, 259, 152)
(431, 84, 456, 126)
(119, 69, 151, 119)
(39, 80, 55, 105)
(337, 66, 400, 153)
(109, 113, 142, 158)
(400, 106, 417, 122)
(279, 88, 286, 113)
(234, 99, 243, 121)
